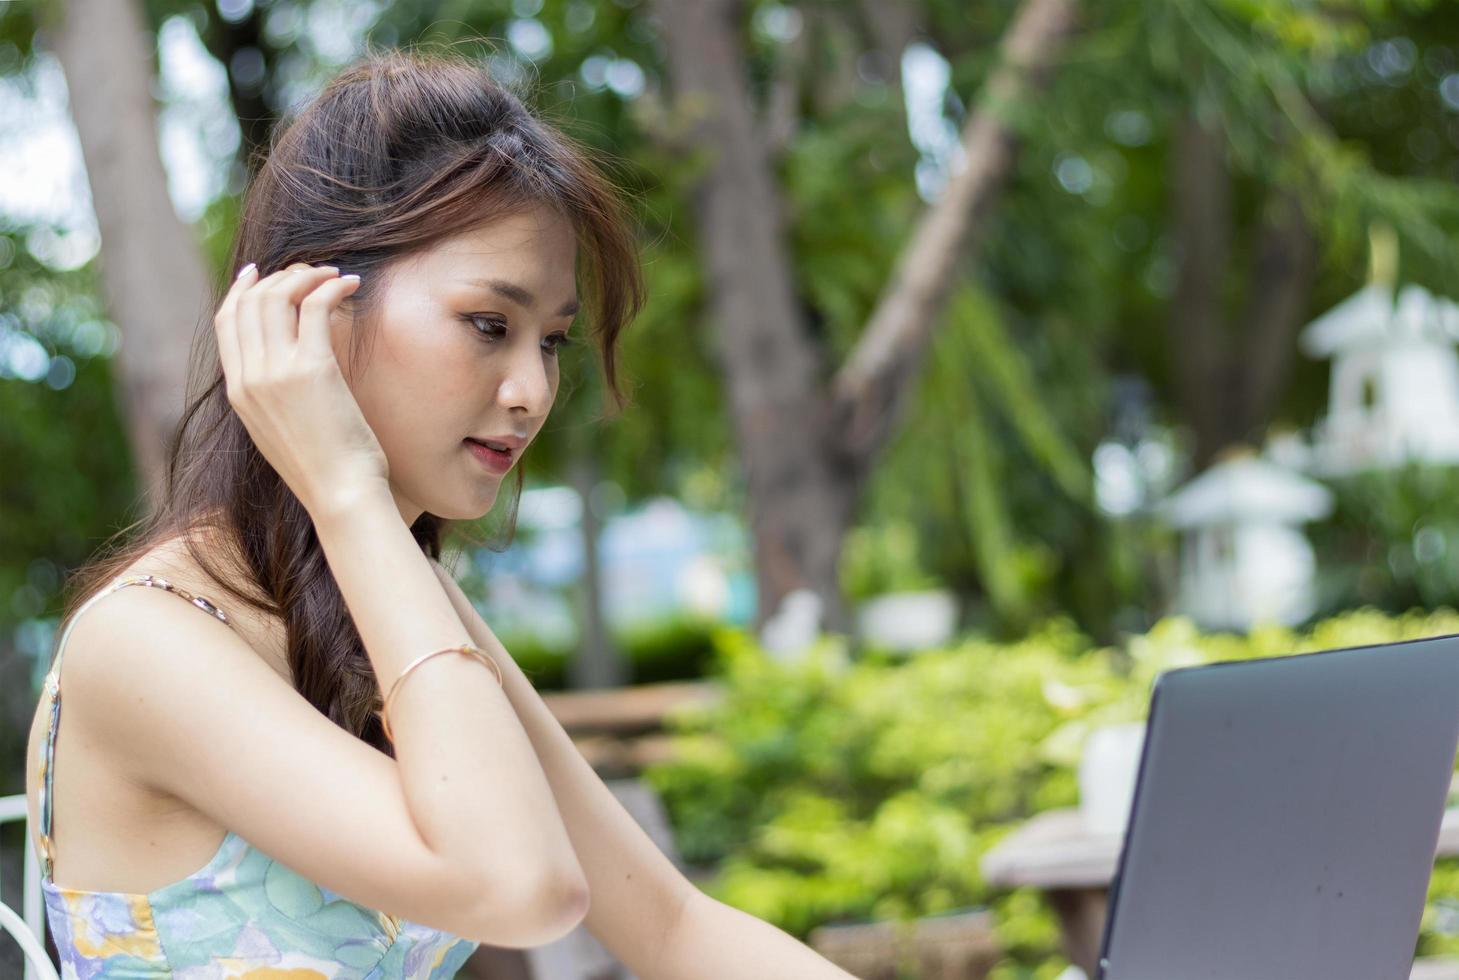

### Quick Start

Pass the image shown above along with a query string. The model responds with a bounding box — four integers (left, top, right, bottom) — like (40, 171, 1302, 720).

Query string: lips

(465, 438, 514, 472)
(466, 433, 527, 452)
(465, 437, 514, 458)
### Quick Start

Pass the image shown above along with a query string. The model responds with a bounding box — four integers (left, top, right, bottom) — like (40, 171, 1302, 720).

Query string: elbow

(532, 869, 592, 943)
(465, 864, 590, 948)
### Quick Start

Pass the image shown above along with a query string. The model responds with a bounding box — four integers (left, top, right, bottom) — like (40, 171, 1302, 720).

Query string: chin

(400, 466, 501, 522)
(426, 501, 495, 523)
(440, 488, 501, 522)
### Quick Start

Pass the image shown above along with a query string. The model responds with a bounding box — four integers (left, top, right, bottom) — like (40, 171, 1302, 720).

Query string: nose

(494, 337, 555, 419)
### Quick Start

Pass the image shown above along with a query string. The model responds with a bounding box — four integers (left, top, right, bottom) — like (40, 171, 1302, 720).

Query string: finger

(247, 263, 309, 297)
(297, 274, 362, 362)
(265, 262, 338, 303)
(243, 263, 326, 325)
(216, 263, 259, 393)
(234, 265, 304, 378)
(260, 265, 339, 362)
(235, 268, 280, 381)
(241, 265, 331, 369)
(217, 260, 258, 348)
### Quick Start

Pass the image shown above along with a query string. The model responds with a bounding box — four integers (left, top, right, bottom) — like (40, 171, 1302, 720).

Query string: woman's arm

(427, 560, 858, 979)
(428, 560, 697, 974)
(314, 488, 589, 938)
(656, 891, 861, 980)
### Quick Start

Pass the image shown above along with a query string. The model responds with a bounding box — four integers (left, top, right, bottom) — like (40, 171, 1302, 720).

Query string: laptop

(1095, 633, 1459, 980)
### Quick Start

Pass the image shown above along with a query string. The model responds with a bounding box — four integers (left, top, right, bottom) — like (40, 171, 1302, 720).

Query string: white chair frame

(0, 793, 59, 980)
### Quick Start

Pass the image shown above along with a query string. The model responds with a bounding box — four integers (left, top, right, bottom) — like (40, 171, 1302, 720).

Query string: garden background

(4, 0, 1459, 976)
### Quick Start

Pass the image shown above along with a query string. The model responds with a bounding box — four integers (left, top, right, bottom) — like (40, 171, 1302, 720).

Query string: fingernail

(340, 273, 361, 283)
(236, 262, 256, 280)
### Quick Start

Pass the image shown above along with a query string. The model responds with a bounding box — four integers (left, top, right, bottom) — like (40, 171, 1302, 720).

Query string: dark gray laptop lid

(1098, 633, 1459, 980)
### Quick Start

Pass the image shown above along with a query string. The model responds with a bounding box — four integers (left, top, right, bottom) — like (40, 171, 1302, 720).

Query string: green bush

(644, 608, 1459, 974)
(1308, 462, 1459, 619)
(493, 610, 720, 690)
(494, 630, 571, 689)
(615, 612, 721, 684)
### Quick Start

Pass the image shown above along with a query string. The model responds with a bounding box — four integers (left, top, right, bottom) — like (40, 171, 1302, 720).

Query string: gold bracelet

(380, 643, 503, 744)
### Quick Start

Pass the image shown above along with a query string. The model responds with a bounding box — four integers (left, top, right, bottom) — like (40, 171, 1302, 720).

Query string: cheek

(352, 324, 474, 452)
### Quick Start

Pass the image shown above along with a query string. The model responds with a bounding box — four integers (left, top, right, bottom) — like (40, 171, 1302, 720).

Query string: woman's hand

(215, 262, 389, 517)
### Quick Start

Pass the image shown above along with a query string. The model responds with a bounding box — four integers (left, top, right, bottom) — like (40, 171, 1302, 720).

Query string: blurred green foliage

(1308, 462, 1459, 619)
(646, 608, 1459, 973)
(1422, 859, 1459, 958)
(496, 610, 721, 690)
(6, 0, 1459, 661)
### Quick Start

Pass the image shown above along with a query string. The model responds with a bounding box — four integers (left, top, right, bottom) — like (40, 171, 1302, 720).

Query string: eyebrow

(462, 278, 580, 318)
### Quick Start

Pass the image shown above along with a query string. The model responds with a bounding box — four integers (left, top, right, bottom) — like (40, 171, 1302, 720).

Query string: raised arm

(58, 493, 588, 949)
(314, 486, 591, 936)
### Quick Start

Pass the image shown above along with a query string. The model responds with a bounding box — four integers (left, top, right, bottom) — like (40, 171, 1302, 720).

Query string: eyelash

(462, 314, 575, 355)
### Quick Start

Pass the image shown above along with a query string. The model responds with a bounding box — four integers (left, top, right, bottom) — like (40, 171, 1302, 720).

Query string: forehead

(418, 206, 577, 278)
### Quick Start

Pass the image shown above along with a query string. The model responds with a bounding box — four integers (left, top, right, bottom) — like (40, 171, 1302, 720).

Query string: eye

(463, 314, 507, 339)
(464, 315, 576, 357)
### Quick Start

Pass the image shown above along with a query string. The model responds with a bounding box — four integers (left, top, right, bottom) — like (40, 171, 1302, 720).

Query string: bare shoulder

(115, 526, 264, 605)
(44, 528, 289, 774)
(22, 530, 288, 889)
(36, 527, 288, 788)
(119, 528, 289, 673)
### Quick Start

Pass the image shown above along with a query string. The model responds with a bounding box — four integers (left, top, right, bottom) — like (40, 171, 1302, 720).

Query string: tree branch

(829, 0, 1078, 469)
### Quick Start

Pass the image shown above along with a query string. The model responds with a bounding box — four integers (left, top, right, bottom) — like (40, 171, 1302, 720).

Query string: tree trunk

(199, 5, 277, 179)
(1231, 188, 1318, 444)
(41, 0, 213, 513)
(855, 0, 924, 91)
(657, 0, 858, 635)
(1168, 113, 1318, 469)
(657, 0, 1078, 636)
(566, 450, 627, 690)
(1168, 111, 1233, 469)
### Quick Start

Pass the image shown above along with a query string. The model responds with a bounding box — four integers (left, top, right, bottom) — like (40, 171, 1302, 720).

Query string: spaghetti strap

(36, 573, 232, 881)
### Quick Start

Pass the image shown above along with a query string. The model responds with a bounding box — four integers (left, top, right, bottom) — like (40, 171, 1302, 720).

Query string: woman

(24, 44, 856, 978)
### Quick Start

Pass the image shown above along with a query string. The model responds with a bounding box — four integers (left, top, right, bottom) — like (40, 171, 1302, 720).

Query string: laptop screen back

(1097, 634, 1459, 980)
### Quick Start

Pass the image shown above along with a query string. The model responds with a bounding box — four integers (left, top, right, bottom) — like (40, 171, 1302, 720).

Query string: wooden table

(539, 679, 723, 777)
(980, 806, 1459, 979)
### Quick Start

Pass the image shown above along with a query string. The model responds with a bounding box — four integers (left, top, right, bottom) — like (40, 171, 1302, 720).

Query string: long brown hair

(56, 43, 644, 756)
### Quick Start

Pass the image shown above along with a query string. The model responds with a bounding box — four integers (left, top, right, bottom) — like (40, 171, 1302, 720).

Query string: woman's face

(332, 204, 579, 525)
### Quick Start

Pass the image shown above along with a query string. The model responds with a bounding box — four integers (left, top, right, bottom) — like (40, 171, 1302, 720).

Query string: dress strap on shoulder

(36, 573, 232, 881)
(108, 573, 232, 625)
